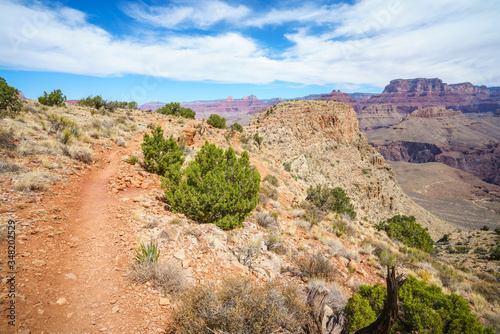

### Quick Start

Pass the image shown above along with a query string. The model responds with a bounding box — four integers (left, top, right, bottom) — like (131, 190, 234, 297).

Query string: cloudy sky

(0, 0, 499, 103)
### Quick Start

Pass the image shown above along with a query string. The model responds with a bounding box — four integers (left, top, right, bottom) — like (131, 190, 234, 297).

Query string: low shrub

(377, 215, 434, 253)
(263, 174, 279, 187)
(129, 261, 186, 294)
(254, 133, 263, 149)
(0, 77, 22, 116)
(256, 211, 277, 228)
(293, 251, 336, 281)
(230, 122, 243, 133)
(157, 102, 195, 119)
(14, 171, 59, 191)
(490, 245, 500, 261)
(113, 136, 127, 147)
(38, 89, 66, 107)
(171, 278, 309, 334)
(164, 141, 260, 230)
(306, 184, 356, 219)
(207, 113, 227, 128)
(141, 126, 184, 178)
(345, 276, 494, 334)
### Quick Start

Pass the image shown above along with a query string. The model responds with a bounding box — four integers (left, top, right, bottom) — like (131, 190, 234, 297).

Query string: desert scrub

(14, 171, 60, 191)
(376, 215, 434, 253)
(129, 261, 186, 294)
(230, 122, 243, 133)
(293, 251, 336, 281)
(164, 141, 260, 230)
(306, 184, 356, 219)
(256, 211, 277, 228)
(206, 113, 227, 128)
(63, 145, 93, 164)
(263, 174, 279, 187)
(0, 77, 22, 116)
(38, 89, 66, 107)
(141, 126, 184, 177)
(157, 102, 195, 119)
(346, 276, 495, 334)
(171, 278, 309, 334)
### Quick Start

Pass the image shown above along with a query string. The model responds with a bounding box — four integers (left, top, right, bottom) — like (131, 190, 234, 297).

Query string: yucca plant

(126, 155, 139, 165)
(135, 241, 160, 264)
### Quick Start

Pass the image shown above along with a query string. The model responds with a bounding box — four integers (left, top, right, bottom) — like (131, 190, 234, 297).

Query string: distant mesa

(18, 91, 26, 100)
(318, 90, 359, 111)
(363, 78, 500, 114)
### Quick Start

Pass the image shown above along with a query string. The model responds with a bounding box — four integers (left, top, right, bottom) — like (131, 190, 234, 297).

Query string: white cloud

(0, 0, 499, 88)
(122, 0, 250, 29)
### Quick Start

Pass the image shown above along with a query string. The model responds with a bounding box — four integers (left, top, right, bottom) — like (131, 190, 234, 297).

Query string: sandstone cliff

(357, 104, 403, 132)
(369, 106, 500, 185)
(249, 100, 451, 236)
(362, 78, 500, 114)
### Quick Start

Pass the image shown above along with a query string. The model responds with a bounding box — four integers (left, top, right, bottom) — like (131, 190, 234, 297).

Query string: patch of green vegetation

(346, 276, 494, 334)
(230, 122, 243, 133)
(206, 113, 226, 128)
(306, 184, 356, 219)
(38, 89, 66, 107)
(164, 141, 260, 230)
(0, 77, 22, 116)
(141, 126, 184, 178)
(376, 215, 434, 253)
(157, 102, 195, 119)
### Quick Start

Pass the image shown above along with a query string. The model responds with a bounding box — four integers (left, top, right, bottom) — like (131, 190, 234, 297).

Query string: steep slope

(368, 106, 500, 185)
(357, 104, 403, 132)
(250, 100, 452, 236)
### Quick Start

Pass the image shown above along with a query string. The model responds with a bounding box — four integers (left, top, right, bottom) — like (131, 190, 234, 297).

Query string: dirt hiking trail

(5, 132, 170, 333)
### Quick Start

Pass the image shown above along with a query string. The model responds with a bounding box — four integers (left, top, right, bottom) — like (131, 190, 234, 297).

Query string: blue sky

(0, 0, 499, 104)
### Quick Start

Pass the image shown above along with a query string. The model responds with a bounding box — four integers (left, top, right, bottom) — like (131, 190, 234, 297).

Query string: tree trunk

(303, 266, 405, 334)
(354, 266, 406, 334)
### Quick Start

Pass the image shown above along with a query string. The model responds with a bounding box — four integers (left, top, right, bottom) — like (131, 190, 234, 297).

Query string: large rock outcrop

(369, 106, 500, 185)
(357, 104, 403, 132)
(361, 78, 500, 114)
(249, 100, 451, 236)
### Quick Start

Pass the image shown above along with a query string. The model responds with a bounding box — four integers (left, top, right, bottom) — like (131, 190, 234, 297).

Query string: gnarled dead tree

(304, 266, 406, 334)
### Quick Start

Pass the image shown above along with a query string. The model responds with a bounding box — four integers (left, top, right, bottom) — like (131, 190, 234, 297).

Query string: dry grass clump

(0, 160, 24, 173)
(294, 219, 311, 231)
(17, 139, 63, 156)
(113, 136, 127, 147)
(256, 211, 278, 228)
(293, 251, 336, 281)
(63, 145, 93, 164)
(266, 233, 287, 255)
(14, 171, 60, 191)
(171, 278, 309, 334)
(129, 261, 186, 294)
(237, 237, 262, 266)
(325, 238, 358, 260)
(292, 209, 306, 218)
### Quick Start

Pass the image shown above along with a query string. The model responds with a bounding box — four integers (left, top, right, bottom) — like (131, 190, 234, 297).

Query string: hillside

(0, 99, 499, 333)
(369, 106, 500, 185)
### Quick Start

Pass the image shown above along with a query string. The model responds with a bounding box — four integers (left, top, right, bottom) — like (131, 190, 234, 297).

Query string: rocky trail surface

(2, 133, 171, 333)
